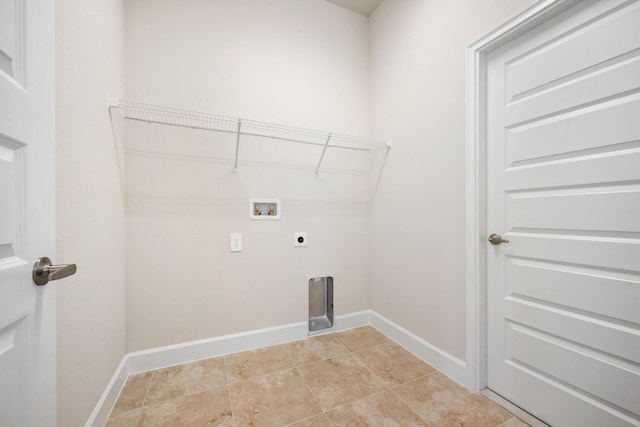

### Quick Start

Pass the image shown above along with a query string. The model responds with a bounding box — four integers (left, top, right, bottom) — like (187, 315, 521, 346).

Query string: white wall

(369, 0, 537, 362)
(55, 0, 126, 425)
(124, 0, 374, 351)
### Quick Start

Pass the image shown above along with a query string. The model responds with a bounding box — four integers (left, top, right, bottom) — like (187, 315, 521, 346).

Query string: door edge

(464, 0, 581, 392)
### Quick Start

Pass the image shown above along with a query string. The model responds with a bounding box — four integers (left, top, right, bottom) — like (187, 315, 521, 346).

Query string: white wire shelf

(108, 96, 390, 175)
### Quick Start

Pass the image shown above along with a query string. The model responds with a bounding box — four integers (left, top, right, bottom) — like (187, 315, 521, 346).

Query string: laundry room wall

(56, 0, 126, 425)
(369, 0, 537, 363)
(123, 0, 374, 351)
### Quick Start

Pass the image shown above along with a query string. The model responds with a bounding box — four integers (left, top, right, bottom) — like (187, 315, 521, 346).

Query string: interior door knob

(32, 257, 77, 286)
(488, 233, 510, 245)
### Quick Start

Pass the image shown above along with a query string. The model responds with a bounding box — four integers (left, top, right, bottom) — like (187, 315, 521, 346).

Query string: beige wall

(369, 0, 537, 361)
(52, 1, 545, 423)
(55, 0, 126, 425)
(124, 0, 374, 351)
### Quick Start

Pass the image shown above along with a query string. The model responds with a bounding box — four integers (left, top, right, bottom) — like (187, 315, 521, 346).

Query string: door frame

(464, 0, 582, 392)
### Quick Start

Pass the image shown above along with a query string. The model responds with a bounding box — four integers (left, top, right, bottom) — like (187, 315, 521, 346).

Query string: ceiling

(324, 0, 384, 17)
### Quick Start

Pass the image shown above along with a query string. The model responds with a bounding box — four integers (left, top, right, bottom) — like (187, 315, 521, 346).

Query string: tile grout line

(328, 328, 409, 422)
(350, 342, 438, 427)
(286, 329, 397, 426)
(388, 377, 436, 427)
(499, 416, 522, 427)
(222, 355, 238, 427)
(281, 341, 328, 426)
(133, 369, 156, 425)
(226, 344, 299, 384)
(292, 351, 358, 371)
(350, 342, 394, 391)
(113, 363, 235, 426)
(320, 329, 401, 424)
(327, 387, 390, 410)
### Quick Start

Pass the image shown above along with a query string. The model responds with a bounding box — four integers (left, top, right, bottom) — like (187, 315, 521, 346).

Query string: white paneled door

(0, 0, 56, 425)
(486, 0, 640, 426)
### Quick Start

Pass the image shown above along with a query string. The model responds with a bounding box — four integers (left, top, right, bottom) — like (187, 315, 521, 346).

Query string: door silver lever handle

(33, 257, 77, 286)
(488, 233, 510, 245)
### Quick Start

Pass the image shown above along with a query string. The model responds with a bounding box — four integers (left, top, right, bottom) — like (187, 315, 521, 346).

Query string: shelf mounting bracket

(314, 133, 332, 177)
(233, 119, 242, 172)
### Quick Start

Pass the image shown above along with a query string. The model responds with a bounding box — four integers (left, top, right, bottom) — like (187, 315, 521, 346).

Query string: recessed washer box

(249, 198, 281, 220)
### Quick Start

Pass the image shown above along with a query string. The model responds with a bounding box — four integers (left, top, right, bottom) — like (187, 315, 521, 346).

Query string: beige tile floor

(105, 326, 529, 427)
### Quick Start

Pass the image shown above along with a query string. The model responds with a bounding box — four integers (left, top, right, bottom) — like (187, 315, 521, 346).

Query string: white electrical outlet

(230, 233, 242, 252)
(294, 232, 307, 247)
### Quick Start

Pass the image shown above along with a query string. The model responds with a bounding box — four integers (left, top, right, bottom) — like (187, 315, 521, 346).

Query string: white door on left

(0, 0, 57, 425)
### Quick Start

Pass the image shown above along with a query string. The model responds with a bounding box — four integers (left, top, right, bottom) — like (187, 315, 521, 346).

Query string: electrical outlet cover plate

(230, 233, 242, 252)
(294, 232, 307, 247)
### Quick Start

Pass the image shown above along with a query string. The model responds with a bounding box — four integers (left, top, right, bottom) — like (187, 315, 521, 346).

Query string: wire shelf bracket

(314, 133, 332, 177)
(107, 95, 390, 176)
(234, 119, 242, 173)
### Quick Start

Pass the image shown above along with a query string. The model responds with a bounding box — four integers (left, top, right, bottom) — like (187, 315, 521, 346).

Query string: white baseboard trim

(370, 311, 467, 385)
(86, 309, 467, 426)
(85, 311, 370, 426)
(85, 356, 129, 427)
(126, 310, 371, 375)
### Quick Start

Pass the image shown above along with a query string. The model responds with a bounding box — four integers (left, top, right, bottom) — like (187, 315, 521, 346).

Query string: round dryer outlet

(294, 232, 307, 247)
